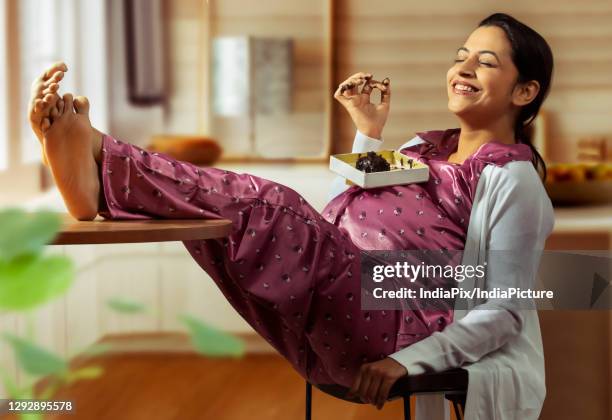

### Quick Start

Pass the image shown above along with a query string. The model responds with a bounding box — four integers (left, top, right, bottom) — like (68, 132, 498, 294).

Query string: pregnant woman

(29, 13, 554, 420)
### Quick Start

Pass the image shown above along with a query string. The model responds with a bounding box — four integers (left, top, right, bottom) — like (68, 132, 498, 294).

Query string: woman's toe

(33, 99, 44, 114)
(42, 83, 59, 96)
(74, 96, 90, 116)
(41, 117, 51, 133)
(61, 93, 74, 116)
(50, 105, 59, 119)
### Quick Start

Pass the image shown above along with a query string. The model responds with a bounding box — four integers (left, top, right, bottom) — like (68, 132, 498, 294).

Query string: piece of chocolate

(355, 151, 391, 173)
(340, 82, 355, 93)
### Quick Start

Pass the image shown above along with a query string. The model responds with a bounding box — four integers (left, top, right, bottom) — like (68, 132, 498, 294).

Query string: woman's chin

(447, 102, 474, 118)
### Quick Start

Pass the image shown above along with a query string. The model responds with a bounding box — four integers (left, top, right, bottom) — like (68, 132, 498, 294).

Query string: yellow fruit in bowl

(549, 164, 572, 181)
(593, 166, 605, 178)
(567, 166, 586, 182)
(547, 162, 612, 182)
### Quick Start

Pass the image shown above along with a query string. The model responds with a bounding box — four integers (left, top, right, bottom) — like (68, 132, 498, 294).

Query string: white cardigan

(329, 131, 555, 420)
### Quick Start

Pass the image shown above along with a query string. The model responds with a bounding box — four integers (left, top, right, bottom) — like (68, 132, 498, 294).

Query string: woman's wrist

(358, 127, 383, 140)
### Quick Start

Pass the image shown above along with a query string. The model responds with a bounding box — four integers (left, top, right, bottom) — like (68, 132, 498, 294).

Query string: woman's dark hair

(478, 13, 554, 181)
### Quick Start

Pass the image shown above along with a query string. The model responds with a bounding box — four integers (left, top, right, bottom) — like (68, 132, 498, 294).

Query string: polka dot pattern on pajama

(97, 128, 533, 388)
(322, 128, 533, 356)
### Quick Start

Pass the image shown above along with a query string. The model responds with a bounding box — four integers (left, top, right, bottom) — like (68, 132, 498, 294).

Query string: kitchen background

(0, 0, 610, 419)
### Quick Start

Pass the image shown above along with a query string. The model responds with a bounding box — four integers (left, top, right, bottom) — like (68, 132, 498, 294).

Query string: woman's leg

(38, 92, 446, 388)
(36, 90, 400, 386)
(98, 133, 403, 388)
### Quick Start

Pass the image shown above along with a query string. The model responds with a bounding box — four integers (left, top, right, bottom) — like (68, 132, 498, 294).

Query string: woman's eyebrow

(456, 47, 501, 63)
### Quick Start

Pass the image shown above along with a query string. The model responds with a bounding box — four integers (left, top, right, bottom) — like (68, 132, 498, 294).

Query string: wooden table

(51, 213, 233, 245)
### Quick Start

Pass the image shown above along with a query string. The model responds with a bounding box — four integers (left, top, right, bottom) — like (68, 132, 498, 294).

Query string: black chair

(305, 368, 468, 420)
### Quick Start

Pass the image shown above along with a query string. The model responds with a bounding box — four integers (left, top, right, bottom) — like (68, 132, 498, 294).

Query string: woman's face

(446, 25, 521, 124)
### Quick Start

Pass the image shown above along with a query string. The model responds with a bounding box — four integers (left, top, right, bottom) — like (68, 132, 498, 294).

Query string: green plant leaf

(0, 254, 74, 311)
(0, 366, 20, 398)
(106, 297, 148, 314)
(0, 209, 62, 261)
(65, 365, 103, 384)
(18, 413, 42, 420)
(2, 333, 68, 377)
(12, 387, 43, 420)
(180, 315, 245, 358)
(37, 377, 61, 400)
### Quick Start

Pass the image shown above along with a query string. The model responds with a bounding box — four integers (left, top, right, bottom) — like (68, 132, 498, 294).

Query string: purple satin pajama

(97, 129, 532, 388)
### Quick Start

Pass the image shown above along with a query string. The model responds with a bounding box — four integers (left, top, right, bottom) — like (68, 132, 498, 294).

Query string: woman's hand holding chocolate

(334, 71, 391, 140)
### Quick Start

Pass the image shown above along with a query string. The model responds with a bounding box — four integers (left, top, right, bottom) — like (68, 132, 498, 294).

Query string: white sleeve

(388, 163, 555, 375)
(397, 135, 424, 151)
(328, 130, 384, 202)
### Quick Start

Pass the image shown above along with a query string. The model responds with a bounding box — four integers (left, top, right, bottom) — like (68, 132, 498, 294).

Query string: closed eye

(454, 59, 494, 67)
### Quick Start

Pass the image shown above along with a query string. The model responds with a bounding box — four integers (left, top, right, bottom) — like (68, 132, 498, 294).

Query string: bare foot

(28, 62, 68, 166)
(42, 93, 103, 221)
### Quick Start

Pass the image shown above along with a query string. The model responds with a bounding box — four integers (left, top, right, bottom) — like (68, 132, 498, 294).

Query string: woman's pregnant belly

(323, 183, 467, 252)
(321, 182, 461, 344)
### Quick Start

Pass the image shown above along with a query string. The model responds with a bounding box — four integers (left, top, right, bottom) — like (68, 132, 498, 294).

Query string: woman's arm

(387, 162, 555, 374)
(329, 71, 391, 202)
(327, 130, 384, 201)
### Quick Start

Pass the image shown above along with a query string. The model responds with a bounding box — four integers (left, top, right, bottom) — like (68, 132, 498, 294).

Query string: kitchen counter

(552, 204, 612, 234)
(540, 205, 611, 420)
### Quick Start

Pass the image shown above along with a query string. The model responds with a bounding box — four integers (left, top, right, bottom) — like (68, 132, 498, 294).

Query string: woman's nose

(458, 68, 475, 78)
(457, 56, 477, 76)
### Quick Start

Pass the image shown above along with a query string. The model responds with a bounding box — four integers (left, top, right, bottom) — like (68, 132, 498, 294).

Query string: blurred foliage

(0, 209, 62, 260)
(0, 208, 102, 420)
(0, 209, 74, 312)
(106, 297, 148, 314)
(106, 298, 245, 357)
(181, 315, 245, 358)
(0, 208, 244, 420)
(0, 253, 73, 312)
(3, 334, 68, 377)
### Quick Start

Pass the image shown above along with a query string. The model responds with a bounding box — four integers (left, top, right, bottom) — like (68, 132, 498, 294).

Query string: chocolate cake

(355, 151, 391, 173)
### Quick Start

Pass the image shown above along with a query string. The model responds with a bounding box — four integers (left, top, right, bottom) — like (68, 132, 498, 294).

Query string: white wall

(107, 0, 165, 147)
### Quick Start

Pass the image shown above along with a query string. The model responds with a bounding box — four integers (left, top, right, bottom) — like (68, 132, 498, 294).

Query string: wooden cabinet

(539, 206, 611, 420)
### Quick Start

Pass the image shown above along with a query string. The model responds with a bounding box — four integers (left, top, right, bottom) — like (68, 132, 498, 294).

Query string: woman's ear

(512, 80, 540, 107)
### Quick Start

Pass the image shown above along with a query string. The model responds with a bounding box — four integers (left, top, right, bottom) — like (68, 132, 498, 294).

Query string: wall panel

(332, 0, 612, 164)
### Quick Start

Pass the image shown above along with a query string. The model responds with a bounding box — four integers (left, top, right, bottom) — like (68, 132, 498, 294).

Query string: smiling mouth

(452, 82, 481, 96)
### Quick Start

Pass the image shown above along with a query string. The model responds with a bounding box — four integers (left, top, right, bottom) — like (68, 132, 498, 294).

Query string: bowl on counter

(147, 135, 223, 166)
(545, 162, 612, 206)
